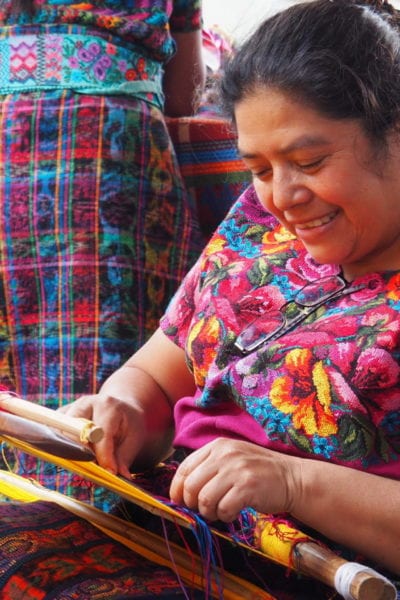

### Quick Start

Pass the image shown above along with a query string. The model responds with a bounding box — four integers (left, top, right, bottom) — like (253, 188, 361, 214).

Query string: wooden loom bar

(294, 542, 396, 600)
(0, 393, 103, 444)
(0, 427, 396, 599)
(0, 471, 273, 600)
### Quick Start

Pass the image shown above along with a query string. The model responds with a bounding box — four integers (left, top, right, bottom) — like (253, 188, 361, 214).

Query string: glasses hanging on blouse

(234, 274, 365, 355)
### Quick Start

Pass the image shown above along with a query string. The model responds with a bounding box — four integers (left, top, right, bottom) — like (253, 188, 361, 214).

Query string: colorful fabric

(0, 32, 164, 105)
(0, 0, 205, 507)
(1, 440, 398, 599)
(0, 500, 204, 599)
(161, 184, 400, 479)
(0, 467, 345, 600)
(0, 1, 202, 55)
(0, 89, 204, 507)
(167, 117, 252, 239)
(0, 0, 202, 107)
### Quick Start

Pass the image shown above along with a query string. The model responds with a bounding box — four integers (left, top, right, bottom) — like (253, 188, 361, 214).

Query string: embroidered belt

(0, 31, 164, 108)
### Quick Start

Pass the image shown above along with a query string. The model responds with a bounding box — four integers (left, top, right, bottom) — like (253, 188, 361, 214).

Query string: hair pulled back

(221, 0, 400, 146)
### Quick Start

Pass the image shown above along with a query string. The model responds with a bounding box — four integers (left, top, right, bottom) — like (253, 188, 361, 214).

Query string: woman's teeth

(297, 212, 336, 229)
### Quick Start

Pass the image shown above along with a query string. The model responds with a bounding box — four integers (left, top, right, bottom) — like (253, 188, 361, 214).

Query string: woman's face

(235, 86, 400, 280)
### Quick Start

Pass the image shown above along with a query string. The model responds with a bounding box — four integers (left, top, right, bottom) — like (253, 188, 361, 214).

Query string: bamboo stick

(294, 542, 396, 600)
(0, 434, 396, 600)
(0, 392, 103, 444)
(0, 471, 273, 600)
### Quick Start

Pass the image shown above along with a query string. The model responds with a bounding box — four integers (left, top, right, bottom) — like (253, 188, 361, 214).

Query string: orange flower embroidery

(387, 273, 400, 302)
(188, 316, 220, 387)
(270, 348, 337, 436)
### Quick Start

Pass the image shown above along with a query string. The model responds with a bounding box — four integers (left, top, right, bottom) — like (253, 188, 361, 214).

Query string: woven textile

(0, 90, 204, 508)
(0, 500, 203, 600)
(0, 459, 346, 600)
(167, 117, 252, 239)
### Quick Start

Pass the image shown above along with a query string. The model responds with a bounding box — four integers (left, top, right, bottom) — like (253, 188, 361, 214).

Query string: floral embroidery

(0, 1, 201, 105)
(161, 186, 400, 477)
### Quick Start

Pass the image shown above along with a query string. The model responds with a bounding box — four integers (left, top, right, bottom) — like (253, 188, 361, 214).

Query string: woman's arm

(163, 29, 206, 117)
(62, 328, 196, 477)
(291, 454, 400, 574)
(170, 438, 400, 574)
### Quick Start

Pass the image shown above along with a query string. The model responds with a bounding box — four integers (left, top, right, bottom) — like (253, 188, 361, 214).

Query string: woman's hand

(169, 437, 299, 522)
(170, 438, 400, 574)
(60, 393, 146, 479)
(59, 329, 196, 477)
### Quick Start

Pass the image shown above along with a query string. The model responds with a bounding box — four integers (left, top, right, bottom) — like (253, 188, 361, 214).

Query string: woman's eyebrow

(238, 134, 331, 159)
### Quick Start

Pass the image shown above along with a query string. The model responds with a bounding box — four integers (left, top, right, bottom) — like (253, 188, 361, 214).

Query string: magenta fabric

(161, 185, 400, 480)
(173, 392, 268, 450)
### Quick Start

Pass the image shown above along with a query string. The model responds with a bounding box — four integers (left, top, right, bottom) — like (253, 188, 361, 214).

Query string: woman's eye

(298, 157, 325, 171)
(252, 167, 272, 179)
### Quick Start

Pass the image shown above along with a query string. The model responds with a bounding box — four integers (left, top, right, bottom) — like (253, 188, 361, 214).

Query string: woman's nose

(272, 171, 312, 211)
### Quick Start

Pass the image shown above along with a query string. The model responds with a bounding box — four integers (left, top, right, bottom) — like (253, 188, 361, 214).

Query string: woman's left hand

(169, 438, 299, 522)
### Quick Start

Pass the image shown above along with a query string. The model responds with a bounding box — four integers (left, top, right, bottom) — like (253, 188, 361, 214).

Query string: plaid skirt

(0, 90, 204, 507)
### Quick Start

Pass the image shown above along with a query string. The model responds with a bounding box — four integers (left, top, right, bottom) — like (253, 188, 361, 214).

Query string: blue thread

(165, 503, 224, 599)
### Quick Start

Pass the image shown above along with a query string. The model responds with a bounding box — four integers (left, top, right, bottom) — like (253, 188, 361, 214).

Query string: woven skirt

(0, 90, 204, 506)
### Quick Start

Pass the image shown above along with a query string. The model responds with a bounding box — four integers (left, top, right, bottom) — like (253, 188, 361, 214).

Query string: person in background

(198, 25, 235, 118)
(0, 0, 205, 508)
(62, 0, 400, 596)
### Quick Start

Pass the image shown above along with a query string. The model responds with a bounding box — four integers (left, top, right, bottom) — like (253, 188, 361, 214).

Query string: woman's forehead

(234, 88, 348, 149)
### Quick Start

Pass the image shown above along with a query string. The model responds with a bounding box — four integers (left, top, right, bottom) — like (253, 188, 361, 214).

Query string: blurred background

(202, 0, 309, 41)
(202, 0, 400, 42)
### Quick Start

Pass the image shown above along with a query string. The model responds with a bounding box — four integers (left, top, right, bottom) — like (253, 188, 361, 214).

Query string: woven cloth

(167, 116, 252, 239)
(0, 90, 204, 508)
(0, 500, 203, 600)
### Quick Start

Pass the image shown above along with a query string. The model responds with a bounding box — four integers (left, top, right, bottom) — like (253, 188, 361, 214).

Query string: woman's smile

(294, 210, 339, 231)
(235, 87, 400, 279)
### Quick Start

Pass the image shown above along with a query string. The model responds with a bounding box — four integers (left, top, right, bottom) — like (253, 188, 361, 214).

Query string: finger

(169, 447, 212, 505)
(58, 396, 94, 419)
(171, 454, 235, 518)
(211, 485, 248, 523)
(196, 479, 233, 521)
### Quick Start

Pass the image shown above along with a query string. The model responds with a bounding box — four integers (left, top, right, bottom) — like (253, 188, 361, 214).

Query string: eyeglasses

(234, 275, 365, 355)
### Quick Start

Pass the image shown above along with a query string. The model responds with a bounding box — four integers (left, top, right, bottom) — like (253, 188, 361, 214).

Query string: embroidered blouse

(161, 185, 400, 480)
(0, 0, 202, 107)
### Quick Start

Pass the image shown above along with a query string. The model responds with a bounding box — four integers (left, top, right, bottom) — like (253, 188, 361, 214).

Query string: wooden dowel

(294, 542, 396, 600)
(0, 393, 103, 444)
(0, 425, 395, 600)
(0, 472, 273, 600)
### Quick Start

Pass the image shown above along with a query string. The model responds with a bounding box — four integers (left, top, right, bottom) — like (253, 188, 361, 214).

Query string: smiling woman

(234, 89, 400, 279)
(61, 0, 400, 586)
(2, 1, 400, 599)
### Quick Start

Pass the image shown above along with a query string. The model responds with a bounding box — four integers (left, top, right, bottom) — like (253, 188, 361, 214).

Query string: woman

(2, 0, 400, 598)
(63, 0, 400, 581)
(0, 0, 205, 506)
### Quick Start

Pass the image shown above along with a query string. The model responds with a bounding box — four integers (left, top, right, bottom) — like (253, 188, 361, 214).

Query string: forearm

(99, 363, 175, 470)
(163, 30, 206, 116)
(96, 328, 195, 470)
(291, 458, 400, 574)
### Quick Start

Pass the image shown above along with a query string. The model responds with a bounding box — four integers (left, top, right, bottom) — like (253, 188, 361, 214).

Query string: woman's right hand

(60, 328, 196, 478)
(60, 393, 146, 478)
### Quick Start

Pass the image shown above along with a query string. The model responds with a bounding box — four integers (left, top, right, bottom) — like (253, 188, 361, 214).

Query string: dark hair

(221, 0, 400, 146)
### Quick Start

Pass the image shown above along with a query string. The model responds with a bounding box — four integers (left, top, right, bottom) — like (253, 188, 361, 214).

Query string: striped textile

(0, 90, 204, 508)
(167, 116, 252, 239)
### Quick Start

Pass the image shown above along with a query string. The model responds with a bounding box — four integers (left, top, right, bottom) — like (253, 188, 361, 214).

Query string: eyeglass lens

(295, 275, 346, 306)
(235, 275, 349, 354)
